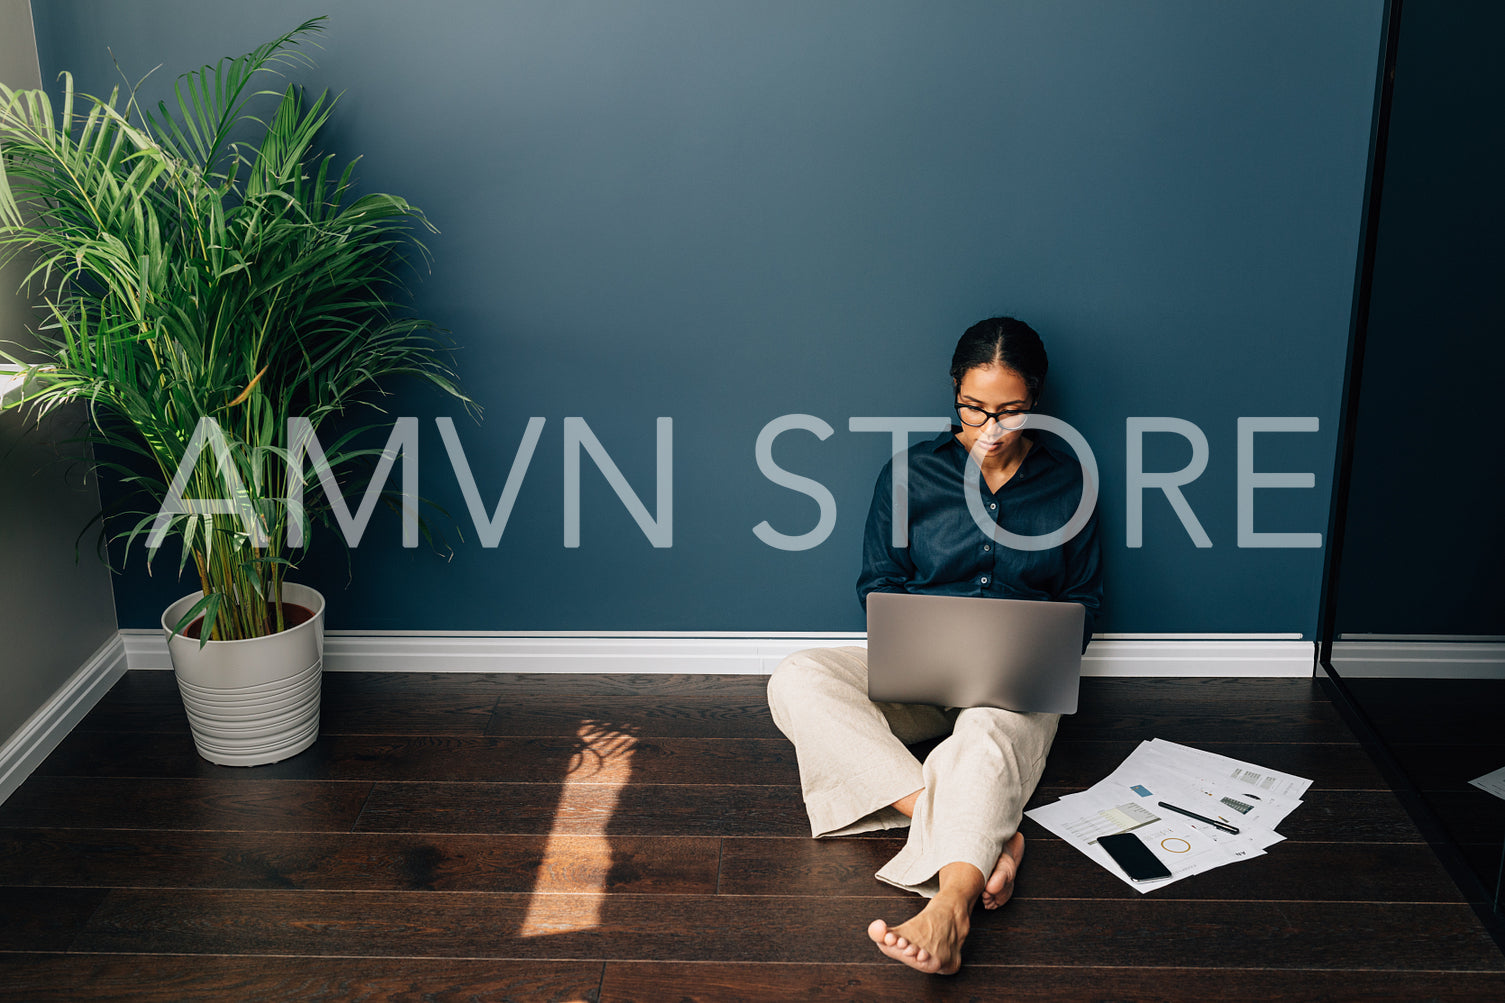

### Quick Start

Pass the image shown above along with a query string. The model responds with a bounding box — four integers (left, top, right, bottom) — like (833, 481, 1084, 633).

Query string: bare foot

(981, 831, 1024, 910)
(867, 891, 971, 975)
(865, 837, 1026, 974)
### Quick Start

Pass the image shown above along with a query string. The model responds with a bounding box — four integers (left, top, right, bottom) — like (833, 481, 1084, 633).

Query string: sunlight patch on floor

(519, 720, 638, 937)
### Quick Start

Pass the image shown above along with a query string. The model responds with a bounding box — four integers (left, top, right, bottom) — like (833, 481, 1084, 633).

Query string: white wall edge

(1329, 640, 1505, 679)
(0, 633, 127, 806)
(120, 630, 1317, 677)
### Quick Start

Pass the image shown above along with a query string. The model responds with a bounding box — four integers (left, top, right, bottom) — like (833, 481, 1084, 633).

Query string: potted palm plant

(0, 18, 468, 764)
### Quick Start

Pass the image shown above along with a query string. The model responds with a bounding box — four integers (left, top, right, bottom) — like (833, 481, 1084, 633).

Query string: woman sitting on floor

(767, 316, 1103, 975)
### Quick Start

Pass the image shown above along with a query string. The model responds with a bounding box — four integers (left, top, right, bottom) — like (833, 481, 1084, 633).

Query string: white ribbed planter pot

(162, 582, 326, 767)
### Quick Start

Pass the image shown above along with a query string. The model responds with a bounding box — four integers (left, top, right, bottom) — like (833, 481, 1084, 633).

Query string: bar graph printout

(1058, 799, 1160, 844)
(1099, 741, 1306, 833)
(1146, 738, 1313, 801)
(1025, 739, 1308, 892)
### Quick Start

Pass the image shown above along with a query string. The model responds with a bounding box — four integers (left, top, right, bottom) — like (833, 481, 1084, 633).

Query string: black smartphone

(1098, 832, 1172, 881)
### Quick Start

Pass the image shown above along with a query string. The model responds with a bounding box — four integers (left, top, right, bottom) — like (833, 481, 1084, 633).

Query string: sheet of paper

(1147, 738, 1313, 800)
(1026, 739, 1308, 892)
(1102, 819, 1265, 891)
(1025, 783, 1261, 891)
(1469, 764, 1505, 801)
(1099, 743, 1303, 832)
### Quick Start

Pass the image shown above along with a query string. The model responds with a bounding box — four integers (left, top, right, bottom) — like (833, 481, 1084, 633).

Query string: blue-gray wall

(31, 1, 1384, 634)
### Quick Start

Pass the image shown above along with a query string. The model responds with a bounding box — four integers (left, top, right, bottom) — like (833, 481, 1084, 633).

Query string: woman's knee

(951, 707, 1060, 754)
(767, 648, 830, 709)
(767, 646, 864, 715)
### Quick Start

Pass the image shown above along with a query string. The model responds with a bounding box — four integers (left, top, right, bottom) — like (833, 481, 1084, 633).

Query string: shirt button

(981, 576, 989, 584)
(989, 503, 997, 510)
(983, 545, 991, 552)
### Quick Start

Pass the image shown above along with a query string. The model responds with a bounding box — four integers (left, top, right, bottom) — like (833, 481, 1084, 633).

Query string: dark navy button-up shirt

(857, 429, 1104, 651)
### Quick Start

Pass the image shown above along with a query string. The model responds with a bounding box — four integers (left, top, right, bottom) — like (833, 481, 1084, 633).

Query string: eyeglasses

(954, 402, 1031, 430)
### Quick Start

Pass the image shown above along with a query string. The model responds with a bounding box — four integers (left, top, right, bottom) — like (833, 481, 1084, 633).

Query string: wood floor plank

(37, 731, 800, 785)
(73, 669, 192, 733)
(1038, 739, 1385, 791)
(473, 673, 1327, 703)
(0, 829, 719, 895)
(716, 835, 1469, 902)
(1261, 787, 1430, 842)
(716, 837, 913, 900)
(461, 673, 777, 698)
(353, 782, 811, 837)
(328, 671, 774, 700)
(0, 887, 107, 952)
(350, 781, 1424, 842)
(43, 728, 1381, 794)
(1057, 699, 1353, 744)
(92, 671, 1329, 702)
(1083, 676, 1333, 702)
(80, 672, 1333, 733)
(75, 668, 180, 707)
(79, 670, 506, 736)
(68, 890, 1505, 970)
(1026, 787, 1427, 843)
(0, 954, 605, 1002)
(78, 672, 1348, 742)
(318, 673, 506, 735)
(481, 677, 1334, 739)
(598, 961, 1505, 1003)
(0, 778, 372, 832)
(466, 685, 1355, 744)
(486, 696, 782, 738)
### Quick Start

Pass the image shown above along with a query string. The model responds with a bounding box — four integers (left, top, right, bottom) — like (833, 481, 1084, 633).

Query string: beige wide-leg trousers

(767, 645, 1059, 898)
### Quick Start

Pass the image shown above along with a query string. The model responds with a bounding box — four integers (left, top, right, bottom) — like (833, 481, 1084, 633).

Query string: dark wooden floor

(2, 670, 1503, 1001)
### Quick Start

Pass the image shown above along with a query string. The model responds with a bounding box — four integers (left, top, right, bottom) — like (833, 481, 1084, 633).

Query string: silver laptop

(866, 592, 1085, 714)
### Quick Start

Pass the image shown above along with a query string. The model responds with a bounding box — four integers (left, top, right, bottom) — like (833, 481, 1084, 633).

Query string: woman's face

(954, 363, 1032, 459)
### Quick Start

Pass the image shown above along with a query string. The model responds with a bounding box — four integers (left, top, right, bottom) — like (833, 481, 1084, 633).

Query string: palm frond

(0, 17, 471, 640)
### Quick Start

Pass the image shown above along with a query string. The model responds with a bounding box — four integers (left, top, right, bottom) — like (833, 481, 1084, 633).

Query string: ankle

(937, 861, 986, 898)
(931, 885, 979, 921)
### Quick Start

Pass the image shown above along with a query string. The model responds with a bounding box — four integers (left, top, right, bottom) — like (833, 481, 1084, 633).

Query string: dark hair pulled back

(949, 316, 1048, 405)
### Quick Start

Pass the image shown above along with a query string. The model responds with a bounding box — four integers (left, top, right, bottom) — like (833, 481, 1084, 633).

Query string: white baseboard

(1084, 638, 1313, 677)
(0, 634, 128, 806)
(1329, 640, 1505, 679)
(120, 630, 1317, 678)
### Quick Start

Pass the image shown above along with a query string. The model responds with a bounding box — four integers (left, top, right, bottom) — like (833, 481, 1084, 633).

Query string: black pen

(1157, 800, 1240, 835)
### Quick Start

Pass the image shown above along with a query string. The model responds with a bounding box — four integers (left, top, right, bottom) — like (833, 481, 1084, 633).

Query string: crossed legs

(767, 646, 1058, 975)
